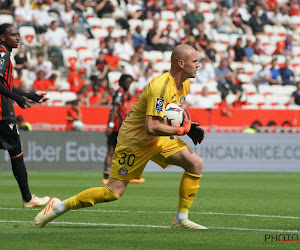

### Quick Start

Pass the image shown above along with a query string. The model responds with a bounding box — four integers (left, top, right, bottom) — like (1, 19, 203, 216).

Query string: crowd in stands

(1, 0, 300, 109)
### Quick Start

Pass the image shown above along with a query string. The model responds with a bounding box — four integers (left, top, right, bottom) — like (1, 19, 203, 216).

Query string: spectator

(68, 12, 90, 37)
(14, 44, 29, 70)
(51, 0, 65, 13)
(33, 1, 51, 34)
(184, 2, 204, 30)
(272, 34, 293, 58)
(223, 45, 236, 64)
(67, 65, 84, 93)
(104, 46, 121, 71)
(253, 38, 266, 55)
(91, 51, 109, 90)
(205, 40, 217, 63)
(289, 1, 300, 16)
(218, 93, 232, 117)
(0, 0, 14, 14)
(42, 20, 65, 70)
(161, 24, 178, 51)
(234, 37, 247, 62)
(94, 40, 108, 58)
(195, 58, 216, 84)
(228, 1, 250, 34)
(178, 22, 192, 44)
(13, 69, 26, 90)
(95, 0, 115, 18)
(114, 32, 135, 62)
(47, 73, 58, 91)
(266, 0, 278, 12)
(60, 2, 75, 27)
(213, 6, 241, 34)
(254, 63, 272, 87)
(14, 0, 36, 27)
(189, 86, 214, 109)
(146, 0, 162, 20)
(194, 22, 209, 52)
(269, 58, 282, 85)
(123, 53, 143, 81)
(243, 39, 255, 62)
(32, 52, 53, 79)
(105, 26, 115, 44)
(89, 88, 102, 106)
(66, 99, 83, 131)
(279, 59, 295, 86)
(132, 25, 147, 48)
(248, 5, 265, 35)
(63, 29, 78, 49)
(127, 0, 145, 20)
(146, 19, 168, 51)
(137, 66, 154, 90)
(275, 5, 295, 31)
(288, 81, 300, 105)
(215, 58, 241, 97)
(16, 116, 33, 131)
(32, 70, 50, 92)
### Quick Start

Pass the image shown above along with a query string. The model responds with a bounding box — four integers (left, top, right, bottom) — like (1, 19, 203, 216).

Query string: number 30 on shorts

(118, 153, 136, 166)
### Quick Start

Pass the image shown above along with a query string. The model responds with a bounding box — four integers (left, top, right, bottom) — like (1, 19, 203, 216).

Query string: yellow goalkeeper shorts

(109, 136, 189, 181)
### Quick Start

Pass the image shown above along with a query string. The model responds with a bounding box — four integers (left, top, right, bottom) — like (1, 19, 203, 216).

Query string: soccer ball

(162, 103, 184, 127)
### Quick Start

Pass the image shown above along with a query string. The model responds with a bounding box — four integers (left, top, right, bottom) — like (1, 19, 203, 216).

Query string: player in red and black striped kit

(0, 23, 50, 207)
(102, 74, 145, 184)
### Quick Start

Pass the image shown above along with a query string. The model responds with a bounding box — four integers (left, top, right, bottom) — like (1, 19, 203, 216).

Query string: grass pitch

(0, 171, 299, 249)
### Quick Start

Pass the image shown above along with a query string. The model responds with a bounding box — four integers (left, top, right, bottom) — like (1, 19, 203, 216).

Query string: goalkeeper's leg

(166, 148, 207, 229)
(32, 178, 127, 228)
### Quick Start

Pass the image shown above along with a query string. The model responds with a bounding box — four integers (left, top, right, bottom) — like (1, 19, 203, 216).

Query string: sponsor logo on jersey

(155, 98, 164, 111)
(180, 96, 185, 104)
(0, 52, 6, 57)
(119, 167, 128, 176)
(0, 59, 5, 70)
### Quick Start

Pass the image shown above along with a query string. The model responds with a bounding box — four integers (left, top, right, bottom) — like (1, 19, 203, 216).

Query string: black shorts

(107, 132, 118, 147)
(0, 120, 21, 151)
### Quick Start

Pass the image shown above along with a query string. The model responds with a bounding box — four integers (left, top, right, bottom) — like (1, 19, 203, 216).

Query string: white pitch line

(0, 220, 300, 233)
(0, 207, 299, 220)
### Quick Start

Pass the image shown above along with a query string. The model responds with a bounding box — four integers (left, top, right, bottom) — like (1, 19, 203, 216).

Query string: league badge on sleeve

(0, 59, 5, 70)
(155, 98, 164, 111)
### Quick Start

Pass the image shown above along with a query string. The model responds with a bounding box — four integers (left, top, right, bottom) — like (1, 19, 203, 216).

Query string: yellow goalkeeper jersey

(118, 72, 190, 147)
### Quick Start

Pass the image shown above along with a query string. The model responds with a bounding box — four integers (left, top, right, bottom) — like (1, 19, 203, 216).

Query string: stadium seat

(241, 104, 258, 109)
(258, 55, 272, 65)
(86, 39, 100, 52)
(226, 93, 236, 104)
(111, 28, 125, 39)
(280, 85, 297, 96)
(153, 62, 170, 73)
(56, 81, 70, 91)
(163, 51, 172, 62)
(62, 49, 78, 68)
(143, 50, 163, 63)
(214, 42, 227, 54)
(215, 33, 230, 45)
(208, 94, 222, 104)
(45, 91, 63, 106)
(0, 14, 14, 24)
(160, 10, 176, 21)
(128, 19, 143, 32)
(270, 85, 284, 96)
(258, 85, 272, 95)
(189, 83, 202, 94)
(56, 27, 67, 39)
(90, 28, 108, 40)
(108, 71, 122, 89)
(203, 13, 214, 23)
(143, 19, 154, 32)
(287, 104, 300, 110)
(87, 17, 103, 29)
(72, 34, 88, 50)
(61, 91, 78, 104)
(78, 49, 94, 66)
(242, 83, 257, 95)
(247, 94, 265, 105)
(292, 46, 300, 57)
(98, 18, 117, 28)
(19, 26, 39, 47)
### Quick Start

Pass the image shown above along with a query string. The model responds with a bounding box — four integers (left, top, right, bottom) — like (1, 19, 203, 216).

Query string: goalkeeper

(32, 44, 207, 229)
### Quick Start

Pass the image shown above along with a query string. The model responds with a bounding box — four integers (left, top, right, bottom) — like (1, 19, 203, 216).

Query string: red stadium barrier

(14, 105, 300, 131)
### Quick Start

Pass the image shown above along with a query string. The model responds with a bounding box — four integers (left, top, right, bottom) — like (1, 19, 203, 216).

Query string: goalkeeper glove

(187, 122, 205, 145)
(176, 110, 191, 136)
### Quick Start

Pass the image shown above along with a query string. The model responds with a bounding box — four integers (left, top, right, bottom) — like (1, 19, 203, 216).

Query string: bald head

(171, 44, 197, 66)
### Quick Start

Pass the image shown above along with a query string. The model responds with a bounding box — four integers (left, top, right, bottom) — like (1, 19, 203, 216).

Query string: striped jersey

(0, 45, 15, 121)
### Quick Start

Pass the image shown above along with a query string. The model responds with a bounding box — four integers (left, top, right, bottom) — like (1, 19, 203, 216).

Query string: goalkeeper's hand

(176, 110, 191, 136)
(187, 122, 205, 145)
